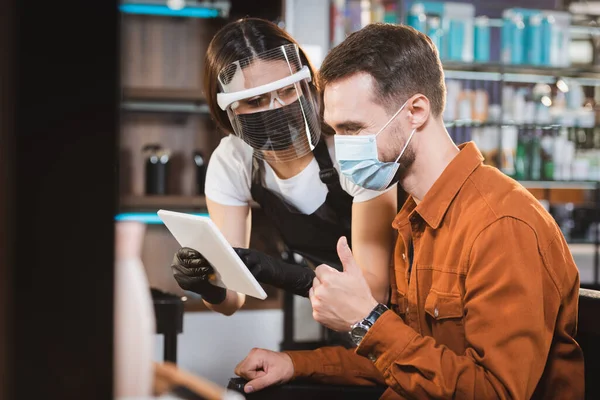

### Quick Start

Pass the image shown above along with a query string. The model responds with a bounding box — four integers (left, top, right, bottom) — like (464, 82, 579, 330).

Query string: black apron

(250, 139, 353, 270)
(250, 139, 355, 350)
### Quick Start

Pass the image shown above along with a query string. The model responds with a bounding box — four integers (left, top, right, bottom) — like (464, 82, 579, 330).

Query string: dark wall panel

(12, 1, 119, 399)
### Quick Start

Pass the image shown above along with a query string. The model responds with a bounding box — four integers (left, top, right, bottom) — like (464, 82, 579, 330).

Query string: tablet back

(157, 209, 267, 300)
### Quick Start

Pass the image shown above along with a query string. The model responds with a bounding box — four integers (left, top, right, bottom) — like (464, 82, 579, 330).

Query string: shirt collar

(393, 142, 484, 230)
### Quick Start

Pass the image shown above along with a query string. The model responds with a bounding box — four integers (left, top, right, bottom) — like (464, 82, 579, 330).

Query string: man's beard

(384, 125, 416, 168)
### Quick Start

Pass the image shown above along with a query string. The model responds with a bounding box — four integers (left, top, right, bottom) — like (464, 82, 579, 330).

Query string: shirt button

(406, 306, 410, 314)
(368, 353, 377, 362)
(402, 253, 406, 260)
(434, 307, 439, 318)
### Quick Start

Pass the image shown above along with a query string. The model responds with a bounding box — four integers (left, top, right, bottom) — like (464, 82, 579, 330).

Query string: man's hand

(309, 236, 378, 332)
(234, 348, 294, 393)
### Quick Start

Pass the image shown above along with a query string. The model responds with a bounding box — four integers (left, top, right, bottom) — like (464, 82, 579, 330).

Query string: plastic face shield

(216, 44, 321, 162)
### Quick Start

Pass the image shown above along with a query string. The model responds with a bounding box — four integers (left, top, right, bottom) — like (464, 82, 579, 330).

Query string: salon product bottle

(458, 81, 473, 121)
(330, 0, 346, 47)
(501, 10, 514, 64)
(427, 16, 443, 55)
(407, 3, 426, 33)
(540, 128, 556, 180)
(540, 15, 555, 66)
(529, 129, 542, 181)
(488, 81, 502, 123)
(503, 11, 525, 65)
(444, 80, 461, 122)
(474, 16, 490, 63)
(472, 81, 489, 122)
(513, 88, 526, 124)
(512, 13, 525, 65)
(382, 0, 397, 24)
(524, 87, 536, 124)
(143, 144, 170, 195)
(526, 13, 543, 66)
(502, 85, 515, 123)
(193, 150, 207, 196)
(514, 131, 529, 180)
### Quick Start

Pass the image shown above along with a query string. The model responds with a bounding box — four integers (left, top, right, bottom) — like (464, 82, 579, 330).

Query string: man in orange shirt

(234, 23, 585, 399)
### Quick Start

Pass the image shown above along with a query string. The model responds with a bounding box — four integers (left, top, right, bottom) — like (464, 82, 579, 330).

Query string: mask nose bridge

(269, 91, 286, 109)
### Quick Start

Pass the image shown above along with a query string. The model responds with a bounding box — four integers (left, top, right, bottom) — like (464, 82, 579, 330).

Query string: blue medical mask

(334, 101, 416, 191)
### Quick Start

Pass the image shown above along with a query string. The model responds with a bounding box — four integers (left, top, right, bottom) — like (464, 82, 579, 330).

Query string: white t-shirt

(205, 134, 393, 215)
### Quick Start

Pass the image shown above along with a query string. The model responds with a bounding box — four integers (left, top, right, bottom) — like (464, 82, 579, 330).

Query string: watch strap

(363, 303, 388, 328)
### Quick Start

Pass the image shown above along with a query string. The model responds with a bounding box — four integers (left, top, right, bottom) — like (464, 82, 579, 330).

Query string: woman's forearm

(204, 290, 245, 316)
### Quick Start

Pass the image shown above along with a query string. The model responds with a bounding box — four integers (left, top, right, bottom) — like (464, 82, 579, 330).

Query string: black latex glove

(171, 247, 227, 305)
(233, 248, 315, 297)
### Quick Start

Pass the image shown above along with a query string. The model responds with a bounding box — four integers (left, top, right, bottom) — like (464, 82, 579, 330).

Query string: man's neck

(401, 128, 460, 204)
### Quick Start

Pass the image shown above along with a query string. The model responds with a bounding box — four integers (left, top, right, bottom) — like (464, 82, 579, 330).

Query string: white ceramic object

(114, 221, 155, 398)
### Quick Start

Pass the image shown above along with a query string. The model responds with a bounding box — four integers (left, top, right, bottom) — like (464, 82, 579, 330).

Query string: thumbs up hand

(309, 237, 379, 332)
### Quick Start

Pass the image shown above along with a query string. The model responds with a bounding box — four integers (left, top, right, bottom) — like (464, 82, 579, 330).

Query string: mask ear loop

(375, 100, 408, 138)
(395, 128, 416, 163)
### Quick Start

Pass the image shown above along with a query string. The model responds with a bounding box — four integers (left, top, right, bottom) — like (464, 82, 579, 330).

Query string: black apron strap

(312, 139, 342, 193)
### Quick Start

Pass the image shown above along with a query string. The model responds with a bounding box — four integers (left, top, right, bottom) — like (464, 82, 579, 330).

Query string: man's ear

(406, 94, 430, 130)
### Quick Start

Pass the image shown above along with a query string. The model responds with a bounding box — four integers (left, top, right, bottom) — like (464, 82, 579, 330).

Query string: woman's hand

(234, 248, 315, 297)
(171, 247, 227, 305)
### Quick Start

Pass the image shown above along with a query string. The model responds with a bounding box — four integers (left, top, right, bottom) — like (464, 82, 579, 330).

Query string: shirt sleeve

(284, 347, 385, 386)
(355, 217, 562, 399)
(204, 136, 253, 206)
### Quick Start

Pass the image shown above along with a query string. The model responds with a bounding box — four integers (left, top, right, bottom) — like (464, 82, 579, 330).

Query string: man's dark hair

(319, 23, 446, 116)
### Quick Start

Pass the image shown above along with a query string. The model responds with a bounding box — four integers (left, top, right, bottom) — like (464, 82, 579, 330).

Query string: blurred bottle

(529, 128, 542, 181)
(143, 144, 170, 195)
(407, 3, 426, 33)
(515, 129, 530, 180)
(382, 0, 398, 23)
(472, 80, 489, 122)
(458, 80, 473, 121)
(194, 150, 207, 196)
(540, 127, 556, 180)
(474, 16, 490, 63)
(427, 15, 443, 54)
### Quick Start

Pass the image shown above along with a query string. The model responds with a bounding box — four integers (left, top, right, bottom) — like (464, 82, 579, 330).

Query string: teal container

(511, 14, 525, 64)
(427, 16, 443, 55)
(448, 19, 465, 61)
(407, 3, 426, 33)
(525, 13, 543, 65)
(540, 15, 554, 65)
(474, 16, 490, 63)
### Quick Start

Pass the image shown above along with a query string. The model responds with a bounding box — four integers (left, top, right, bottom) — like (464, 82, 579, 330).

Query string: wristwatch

(349, 303, 389, 346)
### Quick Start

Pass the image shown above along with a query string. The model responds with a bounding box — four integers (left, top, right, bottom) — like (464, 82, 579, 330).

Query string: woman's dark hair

(204, 18, 324, 135)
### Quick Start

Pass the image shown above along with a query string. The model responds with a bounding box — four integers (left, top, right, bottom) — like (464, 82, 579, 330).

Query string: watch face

(350, 326, 368, 344)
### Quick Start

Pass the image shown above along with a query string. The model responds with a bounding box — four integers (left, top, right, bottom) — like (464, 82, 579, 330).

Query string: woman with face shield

(170, 18, 398, 326)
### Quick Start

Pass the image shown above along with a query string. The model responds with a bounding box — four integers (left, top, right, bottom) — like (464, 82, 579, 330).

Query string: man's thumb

(245, 373, 277, 393)
(337, 237, 359, 274)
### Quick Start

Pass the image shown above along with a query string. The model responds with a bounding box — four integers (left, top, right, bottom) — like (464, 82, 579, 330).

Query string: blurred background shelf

(519, 180, 600, 190)
(444, 120, 595, 129)
(121, 195, 209, 210)
(122, 87, 206, 102)
(119, 0, 231, 19)
(118, 195, 260, 213)
(121, 101, 210, 114)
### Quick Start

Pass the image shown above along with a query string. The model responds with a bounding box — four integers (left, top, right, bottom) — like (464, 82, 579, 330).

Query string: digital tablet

(157, 209, 267, 300)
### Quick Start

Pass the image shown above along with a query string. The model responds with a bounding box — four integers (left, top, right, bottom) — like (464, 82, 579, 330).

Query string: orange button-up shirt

(286, 142, 584, 399)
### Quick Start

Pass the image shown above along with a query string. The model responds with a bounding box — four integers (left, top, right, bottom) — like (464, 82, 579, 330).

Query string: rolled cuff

(355, 310, 418, 376)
